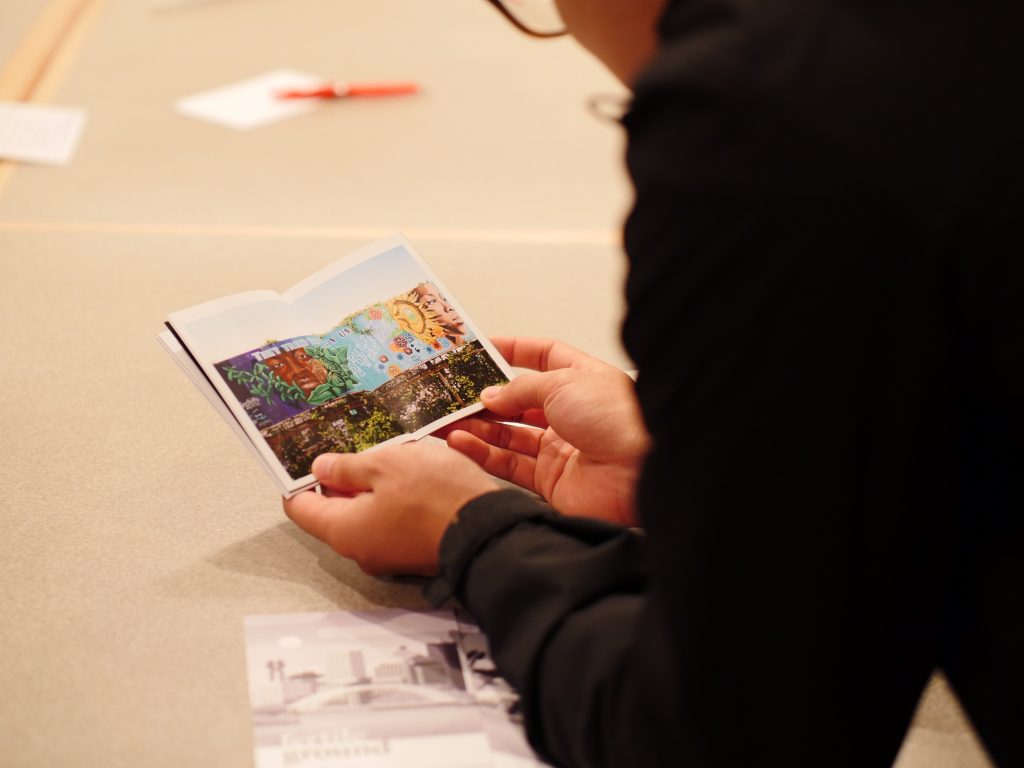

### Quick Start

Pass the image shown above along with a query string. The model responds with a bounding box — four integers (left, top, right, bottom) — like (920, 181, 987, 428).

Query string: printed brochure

(243, 608, 546, 767)
(159, 235, 513, 496)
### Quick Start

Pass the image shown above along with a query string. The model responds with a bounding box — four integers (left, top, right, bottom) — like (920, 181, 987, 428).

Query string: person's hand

(438, 337, 649, 526)
(283, 441, 499, 576)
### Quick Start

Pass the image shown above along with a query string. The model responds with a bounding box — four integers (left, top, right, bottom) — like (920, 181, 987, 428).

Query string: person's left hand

(283, 441, 500, 576)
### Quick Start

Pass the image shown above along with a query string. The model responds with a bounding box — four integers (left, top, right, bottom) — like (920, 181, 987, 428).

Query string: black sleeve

(427, 489, 683, 768)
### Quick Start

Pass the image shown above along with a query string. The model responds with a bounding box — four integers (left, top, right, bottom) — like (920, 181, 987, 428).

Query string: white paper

(243, 609, 547, 767)
(0, 102, 86, 165)
(175, 69, 325, 130)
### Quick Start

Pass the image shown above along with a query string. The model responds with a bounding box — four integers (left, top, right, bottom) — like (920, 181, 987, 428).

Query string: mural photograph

(163, 236, 515, 495)
(215, 283, 509, 479)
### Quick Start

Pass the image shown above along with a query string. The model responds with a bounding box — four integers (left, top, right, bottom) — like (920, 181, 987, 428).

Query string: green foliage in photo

(222, 361, 305, 405)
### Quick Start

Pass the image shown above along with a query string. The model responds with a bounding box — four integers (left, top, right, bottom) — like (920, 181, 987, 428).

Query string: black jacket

(428, 1, 1023, 765)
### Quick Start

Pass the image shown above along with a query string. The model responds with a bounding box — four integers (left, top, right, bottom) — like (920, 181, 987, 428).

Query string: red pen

(277, 81, 420, 100)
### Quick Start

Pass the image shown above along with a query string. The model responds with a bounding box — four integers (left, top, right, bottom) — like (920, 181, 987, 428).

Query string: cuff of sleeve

(424, 488, 553, 606)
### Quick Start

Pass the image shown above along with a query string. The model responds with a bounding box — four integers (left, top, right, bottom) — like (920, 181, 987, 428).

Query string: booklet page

(165, 237, 513, 494)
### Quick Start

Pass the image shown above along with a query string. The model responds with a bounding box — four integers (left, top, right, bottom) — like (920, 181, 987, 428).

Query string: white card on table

(0, 101, 86, 165)
(175, 69, 325, 131)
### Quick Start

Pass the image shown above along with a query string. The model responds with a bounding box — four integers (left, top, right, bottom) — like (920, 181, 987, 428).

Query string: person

(285, 0, 1023, 765)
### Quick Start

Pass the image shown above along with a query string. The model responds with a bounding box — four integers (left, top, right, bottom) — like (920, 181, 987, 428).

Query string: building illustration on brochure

(243, 609, 546, 768)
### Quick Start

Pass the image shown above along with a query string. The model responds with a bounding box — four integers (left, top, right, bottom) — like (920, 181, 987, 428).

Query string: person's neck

(564, 0, 665, 88)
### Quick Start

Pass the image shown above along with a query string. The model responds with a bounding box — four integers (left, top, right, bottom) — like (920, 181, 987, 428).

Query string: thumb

(480, 371, 568, 419)
(311, 452, 376, 493)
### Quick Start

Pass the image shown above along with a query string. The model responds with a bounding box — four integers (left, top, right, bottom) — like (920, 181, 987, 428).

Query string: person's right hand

(438, 337, 649, 526)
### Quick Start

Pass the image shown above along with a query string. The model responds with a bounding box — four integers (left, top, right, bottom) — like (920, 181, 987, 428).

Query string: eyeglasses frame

(484, 0, 568, 38)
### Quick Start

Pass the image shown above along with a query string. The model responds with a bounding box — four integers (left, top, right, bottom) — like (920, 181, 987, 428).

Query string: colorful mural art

(214, 283, 507, 479)
(217, 283, 466, 429)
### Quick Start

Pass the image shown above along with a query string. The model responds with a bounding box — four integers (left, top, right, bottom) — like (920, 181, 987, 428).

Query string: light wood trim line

(0, 0, 100, 100)
(0, 221, 623, 246)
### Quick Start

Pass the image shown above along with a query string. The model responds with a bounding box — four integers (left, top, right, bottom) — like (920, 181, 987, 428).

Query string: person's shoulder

(633, 0, 746, 98)
(623, 2, 751, 191)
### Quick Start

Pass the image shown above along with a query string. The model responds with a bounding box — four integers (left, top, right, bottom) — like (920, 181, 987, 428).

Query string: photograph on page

(164, 237, 513, 494)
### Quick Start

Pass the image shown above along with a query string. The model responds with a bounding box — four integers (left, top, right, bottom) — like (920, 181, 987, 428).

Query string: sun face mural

(412, 282, 467, 346)
(387, 291, 447, 343)
(386, 283, 467, 347)
(211, 275, 508, 479)
(217, 282, 478, 431)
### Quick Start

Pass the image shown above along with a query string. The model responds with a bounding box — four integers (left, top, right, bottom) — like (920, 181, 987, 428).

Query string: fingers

(284, 451, 379, 548)
(448, 419, 544, 458)
(490, 336, 612, 373)
(445, 428, 540, 494)
(310, 452, 375, 494)
(517, 408, 549, 430)
(432, 409, 549, 441)
(431, 419, 472, 441)
(481, 370, 569, 419)
(283, 488, 373, 555)
(284, 442, 498, 577)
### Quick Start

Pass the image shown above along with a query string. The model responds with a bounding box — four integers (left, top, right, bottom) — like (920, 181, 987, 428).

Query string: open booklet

(159, 235, 514, 497)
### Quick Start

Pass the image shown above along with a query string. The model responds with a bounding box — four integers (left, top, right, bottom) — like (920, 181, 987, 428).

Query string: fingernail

(481, 386, 501, 402)
(311, 454, 335, 477)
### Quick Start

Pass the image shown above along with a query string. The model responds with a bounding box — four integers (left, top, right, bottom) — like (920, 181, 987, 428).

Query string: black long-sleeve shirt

(428, 1, 1023, 765)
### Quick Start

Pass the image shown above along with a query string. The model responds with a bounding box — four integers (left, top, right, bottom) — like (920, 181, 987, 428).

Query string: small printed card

(0, 101, 86, 165)
(244, 609, 546, 767)
(175, 69, 325, 130)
